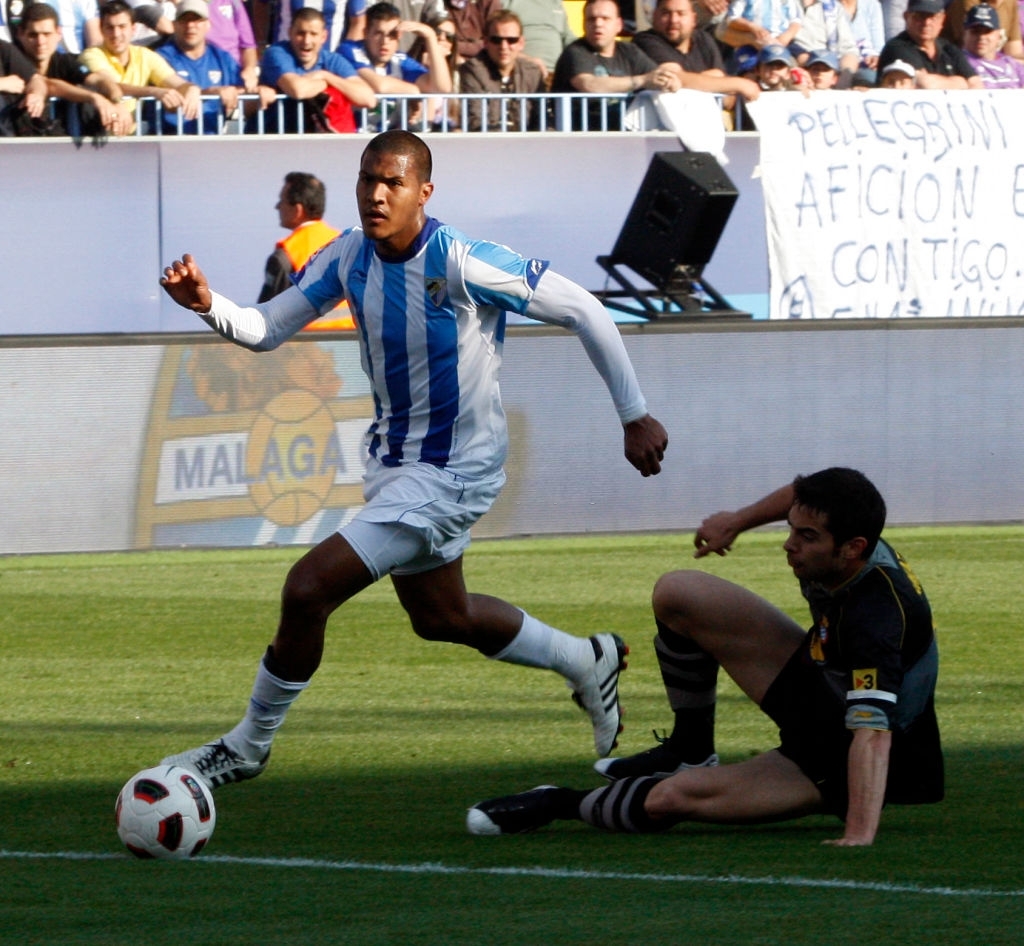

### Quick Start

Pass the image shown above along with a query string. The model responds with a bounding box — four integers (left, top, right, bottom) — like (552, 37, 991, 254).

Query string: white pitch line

(1, 849, 1021, 898)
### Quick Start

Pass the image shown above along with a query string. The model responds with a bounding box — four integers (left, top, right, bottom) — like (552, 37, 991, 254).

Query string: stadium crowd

(0, 0, 1018, 135)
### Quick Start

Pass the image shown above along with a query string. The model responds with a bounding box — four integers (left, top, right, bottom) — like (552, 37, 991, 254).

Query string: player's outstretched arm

(624, 414, 668, 477)
(161, 253, 213, 313)
(160, 254, 320, 351)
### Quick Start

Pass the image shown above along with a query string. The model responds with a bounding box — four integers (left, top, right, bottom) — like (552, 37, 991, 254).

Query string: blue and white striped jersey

(298, 217, 547, 476)
(202, 216, 648, 478)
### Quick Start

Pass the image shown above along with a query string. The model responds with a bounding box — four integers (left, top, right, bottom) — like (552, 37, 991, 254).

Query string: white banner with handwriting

(748, 90, 1024, 319)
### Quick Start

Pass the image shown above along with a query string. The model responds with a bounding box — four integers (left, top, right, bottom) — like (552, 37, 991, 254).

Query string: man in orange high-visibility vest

(258, 171, 354, 330)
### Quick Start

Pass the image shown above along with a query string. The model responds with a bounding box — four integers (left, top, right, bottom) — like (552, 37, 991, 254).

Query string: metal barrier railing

(149, 91, 660, 135)
(39, 90, 737, 137)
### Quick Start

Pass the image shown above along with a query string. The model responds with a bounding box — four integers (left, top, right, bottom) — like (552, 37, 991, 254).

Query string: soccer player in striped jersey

(159, 129, 669, 791)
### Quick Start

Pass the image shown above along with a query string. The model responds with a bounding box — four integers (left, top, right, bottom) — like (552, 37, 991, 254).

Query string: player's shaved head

(362, 130, 433, 183)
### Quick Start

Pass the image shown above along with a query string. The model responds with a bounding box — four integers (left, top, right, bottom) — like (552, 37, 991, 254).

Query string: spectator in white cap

(960, 2, 1024, 86)
(878, 56, 914, 83)
(876, 0, 983, 87)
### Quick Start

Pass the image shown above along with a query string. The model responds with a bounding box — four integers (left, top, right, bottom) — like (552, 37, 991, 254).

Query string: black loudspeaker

(610, 152, 738, 288)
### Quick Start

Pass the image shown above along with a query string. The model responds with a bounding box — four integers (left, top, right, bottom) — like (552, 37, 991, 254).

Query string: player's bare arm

(693, 510, 744, 557)
(824, 728, 891, 846)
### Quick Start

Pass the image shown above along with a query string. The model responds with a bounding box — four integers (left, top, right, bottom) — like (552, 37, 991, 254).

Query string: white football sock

(225, 659, 309, 759)
(490, 610, 592, 683)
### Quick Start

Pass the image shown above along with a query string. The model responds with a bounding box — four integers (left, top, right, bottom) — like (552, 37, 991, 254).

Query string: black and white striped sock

(655, 619, 718, 762)
(578, 776, 673, 833)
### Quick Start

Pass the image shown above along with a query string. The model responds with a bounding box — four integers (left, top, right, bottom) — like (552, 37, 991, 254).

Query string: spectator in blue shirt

(337, 1, 449, 128)
(158, 0, 277, 134)
(259, 5, 376, 131)
(338, 1, 452, 96)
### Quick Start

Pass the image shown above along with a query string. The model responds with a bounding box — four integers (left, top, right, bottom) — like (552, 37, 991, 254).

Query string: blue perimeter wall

(0, 132, 767, 336)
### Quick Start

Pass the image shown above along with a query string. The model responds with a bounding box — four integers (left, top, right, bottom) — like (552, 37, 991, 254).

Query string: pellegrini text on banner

(748, 90, 1024, 319)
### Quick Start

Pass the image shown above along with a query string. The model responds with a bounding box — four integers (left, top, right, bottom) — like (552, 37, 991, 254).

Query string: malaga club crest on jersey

(525, 258, 549, 289)
(426, 277, 448, 307)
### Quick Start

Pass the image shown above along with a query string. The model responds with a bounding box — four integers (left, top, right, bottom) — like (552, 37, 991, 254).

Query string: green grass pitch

(2, 527, 1023, 944)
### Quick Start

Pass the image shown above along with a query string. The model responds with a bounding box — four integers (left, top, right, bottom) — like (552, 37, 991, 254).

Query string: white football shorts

(340, 459, 506, 579)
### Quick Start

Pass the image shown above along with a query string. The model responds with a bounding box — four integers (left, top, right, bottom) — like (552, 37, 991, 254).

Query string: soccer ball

(115, 765, 216, 859)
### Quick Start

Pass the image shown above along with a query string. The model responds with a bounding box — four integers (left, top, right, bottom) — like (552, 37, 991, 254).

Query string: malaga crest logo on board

(134, 339, 374, 549)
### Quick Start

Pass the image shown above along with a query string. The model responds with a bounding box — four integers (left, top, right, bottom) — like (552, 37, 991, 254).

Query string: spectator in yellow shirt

(80, 0, 201, 129)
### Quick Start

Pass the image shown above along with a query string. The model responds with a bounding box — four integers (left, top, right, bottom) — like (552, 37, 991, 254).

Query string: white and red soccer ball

(115, 765, 216, 859)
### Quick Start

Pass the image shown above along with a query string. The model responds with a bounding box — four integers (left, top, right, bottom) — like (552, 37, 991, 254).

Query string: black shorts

(761, 649, 945, 818)
(761, 648, 851, 817)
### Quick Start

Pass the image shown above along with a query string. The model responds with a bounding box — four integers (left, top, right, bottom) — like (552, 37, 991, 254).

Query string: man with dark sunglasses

(459, 9, 545, 130)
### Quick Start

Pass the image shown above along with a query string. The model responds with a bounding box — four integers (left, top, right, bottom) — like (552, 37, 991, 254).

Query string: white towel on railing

(625, 89, 727, 164)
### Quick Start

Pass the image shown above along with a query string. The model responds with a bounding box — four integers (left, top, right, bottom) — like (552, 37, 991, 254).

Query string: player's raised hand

(161, 254, 213, 313)
(624, 414, 668, 477)
(693, 511, 741, 557)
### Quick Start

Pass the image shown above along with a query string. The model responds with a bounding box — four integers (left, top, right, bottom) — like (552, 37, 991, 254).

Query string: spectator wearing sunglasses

(459, 9, 546, 130)
(407, 13, 463, 82)
(407, 13, 463, 126)
(421, 0, 501, 59)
